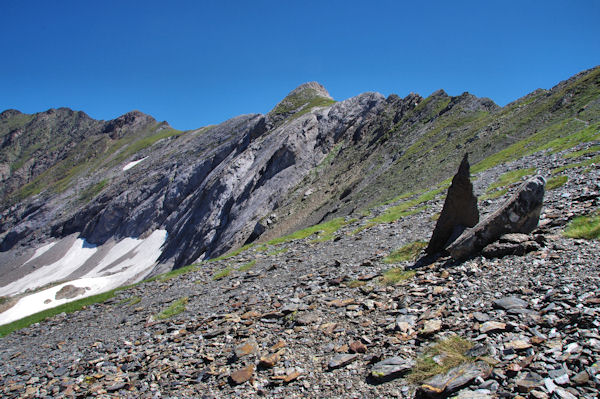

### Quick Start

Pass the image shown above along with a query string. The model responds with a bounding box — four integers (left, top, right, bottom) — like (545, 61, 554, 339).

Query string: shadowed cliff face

(1, 66, 599, 272)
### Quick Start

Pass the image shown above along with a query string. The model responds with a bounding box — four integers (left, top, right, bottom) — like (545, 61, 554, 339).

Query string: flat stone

(259, 352, 281, 368)
(515, 374, 542, 393)
(473, 312, 490, 322)
(420, 361, 492, 396)
(295, 312, 320, 326)
(235, 339, 258, 358)
(493, 296, 528, 310)
(420, 319, 442, 336)
(571, 370, 589, 385)
(229, 364, 254, 385)
(552, 388, 577, 399)
(455, 390, 493, 398)
(370, 357, 415, 380)
(480, 321, 506, 333)
(328, 354, 358, 370)
(349, 340, 367, 354)
(502, 233, 534, 243)
(505, 340, 532, 351)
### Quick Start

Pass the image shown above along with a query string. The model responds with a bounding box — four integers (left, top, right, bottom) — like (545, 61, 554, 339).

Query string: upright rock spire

(425, 153, 479, 255)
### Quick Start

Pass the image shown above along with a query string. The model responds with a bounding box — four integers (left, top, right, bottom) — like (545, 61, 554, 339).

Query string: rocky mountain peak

(0, 109, 23, 120)
(102, 110, 157, 138)
(285, 81, 332, 100)
(267, 82, 335, 127)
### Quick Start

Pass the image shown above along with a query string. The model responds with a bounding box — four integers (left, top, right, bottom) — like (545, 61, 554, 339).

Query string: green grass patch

(380, 189, 424, 206)
(117, 296, 141, 306)
(79, 179, 108, 203)
(109, 126, 183, 166)
(145, 263, 200, 283)
(363, 187, 443, 226)
(212, 267, 231, 280)
(552, 154, 600, 175)
(237, 260, 257, 272)
(267, 217, 350, 245)
(546, 175, 568, 190)
(372, 204, 429, 224)
(563, 145, 600, 159)
(486, 168, 535, 192)
(384, 241, 427, 263)
(563, 212, 600, 240)
(266, 248, 288, 256)
(351, 222, 376, 235)
(0, 285, 134, 337)
(155, 297, 188, 320)
(292, 97, 336, 120)
(480, 188, 508, 201)
(209, 243, 257, 262)
(347, 280, 366, 288)
(381, 269, 416, 285)
(473, 121, 600, 173)
(408, 335, 474, 383)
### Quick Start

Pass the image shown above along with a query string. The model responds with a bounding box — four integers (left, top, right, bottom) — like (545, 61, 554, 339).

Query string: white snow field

(0, 230, 167, 326)
(122, 156, 148, 171)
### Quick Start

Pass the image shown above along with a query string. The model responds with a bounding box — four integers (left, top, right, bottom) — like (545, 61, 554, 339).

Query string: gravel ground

(1, 145, 599, 398)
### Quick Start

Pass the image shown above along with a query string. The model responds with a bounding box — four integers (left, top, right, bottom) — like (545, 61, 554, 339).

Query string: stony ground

(1, 144, 599, 398)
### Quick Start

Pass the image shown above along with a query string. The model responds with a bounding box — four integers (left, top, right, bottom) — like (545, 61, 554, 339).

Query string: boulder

(55, 284, 86, 300)
(481, 233, 540, 258)
(426, 154, 479, 255)
(447, 175, 545, 261)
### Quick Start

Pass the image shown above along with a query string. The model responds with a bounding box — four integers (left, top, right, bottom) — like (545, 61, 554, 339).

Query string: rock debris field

(1, 145, 600, 398)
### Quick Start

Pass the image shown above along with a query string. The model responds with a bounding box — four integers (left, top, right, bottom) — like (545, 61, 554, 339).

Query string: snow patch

(123, 156, 148, 171)
(0, 230, 167, 326)
(0, 239, 98, 296)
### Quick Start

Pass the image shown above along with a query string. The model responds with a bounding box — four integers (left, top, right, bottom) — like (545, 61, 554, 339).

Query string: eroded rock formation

(425, 153, 479, 255)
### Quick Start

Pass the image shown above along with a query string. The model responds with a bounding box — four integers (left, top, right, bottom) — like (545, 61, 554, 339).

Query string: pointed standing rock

(426, 154, 479, 255)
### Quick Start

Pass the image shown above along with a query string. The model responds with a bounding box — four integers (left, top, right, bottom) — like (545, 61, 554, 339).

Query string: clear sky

(1, 0, 598, 130)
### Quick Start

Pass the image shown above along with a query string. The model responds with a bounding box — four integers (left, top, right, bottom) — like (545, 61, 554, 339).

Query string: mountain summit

(267, 82, 335, 126)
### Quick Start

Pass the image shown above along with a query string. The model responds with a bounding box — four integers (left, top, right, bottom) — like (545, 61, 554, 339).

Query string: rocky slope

(2, 68, 599, 272)
(0, 67, 599, 331)
(0, 137, 599, 398)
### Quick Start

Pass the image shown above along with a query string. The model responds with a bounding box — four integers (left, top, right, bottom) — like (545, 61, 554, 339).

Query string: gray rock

(328, 354, 358, 370)
(54, 284, 86, 300)
(448, 176, 545, 260)
(426, 154, 479, 255)
(493, 296, 528, 310)
(370, 357, 415, 380)
(419, 361, 492, 396)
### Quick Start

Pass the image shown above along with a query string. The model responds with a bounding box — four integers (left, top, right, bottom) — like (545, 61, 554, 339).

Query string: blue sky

(1, 0, 598, 130)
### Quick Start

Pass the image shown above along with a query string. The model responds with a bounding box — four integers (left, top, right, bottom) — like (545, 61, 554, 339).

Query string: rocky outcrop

(447, 175, 546, 260)
(425, 154, 478, 255)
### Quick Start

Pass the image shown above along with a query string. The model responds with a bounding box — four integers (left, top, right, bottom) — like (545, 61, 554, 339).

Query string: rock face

(447, 175, 546, 260)
(425, 154, 479, 255)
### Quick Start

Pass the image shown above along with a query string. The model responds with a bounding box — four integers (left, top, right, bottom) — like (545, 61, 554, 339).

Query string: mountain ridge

(0, 66, 598, 281)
